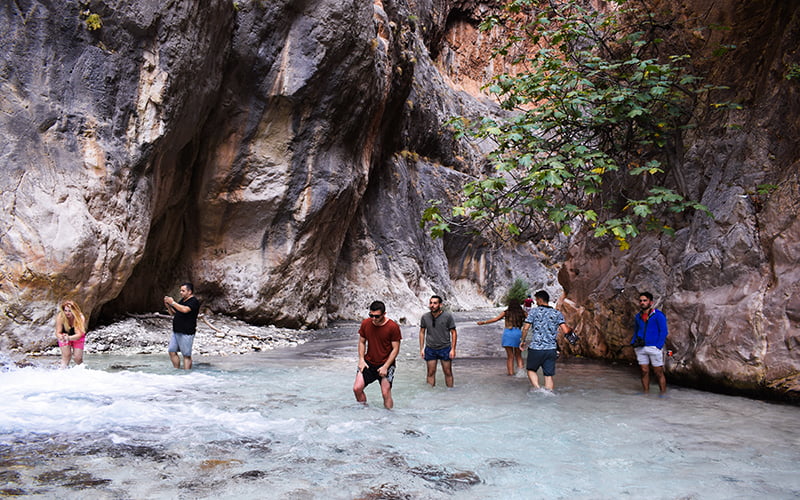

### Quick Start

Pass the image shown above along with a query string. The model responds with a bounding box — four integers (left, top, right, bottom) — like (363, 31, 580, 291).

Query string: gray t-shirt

(420, 311, 456, 349)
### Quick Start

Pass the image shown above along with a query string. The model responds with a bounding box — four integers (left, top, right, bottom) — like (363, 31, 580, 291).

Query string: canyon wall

(1, 0, 797, 399)
(557, 0, 800, 400)
(0, 0, 556, 352)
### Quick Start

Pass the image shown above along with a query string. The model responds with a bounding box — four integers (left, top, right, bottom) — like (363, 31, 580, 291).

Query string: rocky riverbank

(19, 314, 311, 367)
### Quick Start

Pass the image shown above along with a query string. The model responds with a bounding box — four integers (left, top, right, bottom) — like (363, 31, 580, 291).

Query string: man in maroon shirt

(353, 301, 402, 409)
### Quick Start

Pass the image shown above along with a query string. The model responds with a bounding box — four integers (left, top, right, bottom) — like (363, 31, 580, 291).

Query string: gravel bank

(32, 313, 311, 360)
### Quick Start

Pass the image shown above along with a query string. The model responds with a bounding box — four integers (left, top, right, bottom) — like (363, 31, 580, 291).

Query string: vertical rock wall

(1, 0, 559, 353)
(5, 0, 793, 401)
(559, 0, 800, 400)
(0, 0, 234, 349)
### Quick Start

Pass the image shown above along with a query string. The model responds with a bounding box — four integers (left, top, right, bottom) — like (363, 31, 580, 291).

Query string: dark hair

(534, 290, 549, 303)
(181, 282, 194, 293)
(430, 295, 443, 303)
(505, 299, 526, 327)
(369, 301, 386, 314)
(639, 291, 654, 301)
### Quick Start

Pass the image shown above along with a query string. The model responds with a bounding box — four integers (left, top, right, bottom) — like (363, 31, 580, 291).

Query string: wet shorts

(526, 348, 557, 376)
(424, 346, 452, 361)
(501, 327, 522, 347)
(59, 336, 86, 350)
(359, 361, 396, 387)
(635, 346, 664, 367)
(168, 332, 195, 357)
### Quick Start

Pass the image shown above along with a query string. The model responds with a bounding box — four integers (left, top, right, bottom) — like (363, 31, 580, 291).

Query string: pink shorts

(59, 336, 86, 350)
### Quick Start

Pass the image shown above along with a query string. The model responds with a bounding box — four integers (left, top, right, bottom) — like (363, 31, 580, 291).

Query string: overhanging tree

(423, 0, 729, 249)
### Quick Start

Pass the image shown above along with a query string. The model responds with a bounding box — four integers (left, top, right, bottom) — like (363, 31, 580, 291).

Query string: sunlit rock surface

(1, 0, 798, 400)
(0, 1, 554, 349)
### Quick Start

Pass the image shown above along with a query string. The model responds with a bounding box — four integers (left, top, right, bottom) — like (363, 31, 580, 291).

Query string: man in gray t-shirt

(419, 295, 458, 387)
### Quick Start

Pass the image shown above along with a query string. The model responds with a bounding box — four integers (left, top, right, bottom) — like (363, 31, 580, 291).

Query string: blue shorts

(168, 332, 195, 357)
(424, 346, 452, 361)
(526, 349, 557, 376)
(501, 327, 522, 347)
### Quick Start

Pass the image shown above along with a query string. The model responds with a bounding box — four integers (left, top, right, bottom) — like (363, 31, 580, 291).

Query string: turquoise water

(1, 315, 799, 499)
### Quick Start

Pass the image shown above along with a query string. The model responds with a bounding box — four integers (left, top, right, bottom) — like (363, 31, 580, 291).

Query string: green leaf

(632, 204, 652, 217)
(424, 0, 714, 245)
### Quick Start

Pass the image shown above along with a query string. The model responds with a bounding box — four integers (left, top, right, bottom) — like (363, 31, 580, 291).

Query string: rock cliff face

(1, 0, 798, 400)
(0, 0, 556, 350)
(1, 0, 235, 346)
(558, 0, 800, 401)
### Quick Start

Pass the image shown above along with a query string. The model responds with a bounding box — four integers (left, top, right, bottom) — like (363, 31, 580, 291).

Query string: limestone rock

(558, 0, 800, 401)
(3, 0, 796, 401)
(0, 1, 557, 354)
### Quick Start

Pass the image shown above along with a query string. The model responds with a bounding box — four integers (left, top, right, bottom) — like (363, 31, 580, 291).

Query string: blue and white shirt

(524, 306, 565, 350)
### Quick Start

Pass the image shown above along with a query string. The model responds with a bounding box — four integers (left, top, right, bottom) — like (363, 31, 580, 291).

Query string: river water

(2, 312, 799, 499)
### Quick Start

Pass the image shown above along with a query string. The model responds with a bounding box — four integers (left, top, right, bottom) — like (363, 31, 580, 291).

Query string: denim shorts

(501, 327, 522, 347)
(168, 332, 195, 357)
(424, 346, 452, 361)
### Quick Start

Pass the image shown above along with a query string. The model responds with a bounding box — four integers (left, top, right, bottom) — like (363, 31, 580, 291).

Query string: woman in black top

(55, 300, 86, 368)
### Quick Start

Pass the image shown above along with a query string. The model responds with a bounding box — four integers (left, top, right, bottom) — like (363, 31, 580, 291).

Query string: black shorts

(526, 349, 557, 376)
(360, 361, 396, 387)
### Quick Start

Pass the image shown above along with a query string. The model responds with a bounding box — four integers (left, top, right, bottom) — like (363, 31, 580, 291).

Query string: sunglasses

(368, 313, 383, 319)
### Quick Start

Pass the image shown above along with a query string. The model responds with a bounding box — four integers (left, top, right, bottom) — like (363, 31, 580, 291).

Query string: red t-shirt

(359, 318, 402, 365)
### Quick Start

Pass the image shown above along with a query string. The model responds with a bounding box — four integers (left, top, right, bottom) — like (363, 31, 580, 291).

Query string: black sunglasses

(368, 313, 383, 319)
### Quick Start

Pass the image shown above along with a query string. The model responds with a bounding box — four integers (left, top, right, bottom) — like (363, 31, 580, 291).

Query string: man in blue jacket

(631, 291, 669, 394)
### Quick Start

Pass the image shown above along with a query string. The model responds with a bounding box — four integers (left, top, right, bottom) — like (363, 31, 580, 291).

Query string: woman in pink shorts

(55, 300, 87, 368)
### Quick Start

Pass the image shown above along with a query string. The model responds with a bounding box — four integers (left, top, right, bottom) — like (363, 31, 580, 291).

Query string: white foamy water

(2, 316, 799, 499)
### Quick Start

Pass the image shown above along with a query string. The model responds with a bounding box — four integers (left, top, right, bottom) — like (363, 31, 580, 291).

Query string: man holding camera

(631, 291, 669, 395)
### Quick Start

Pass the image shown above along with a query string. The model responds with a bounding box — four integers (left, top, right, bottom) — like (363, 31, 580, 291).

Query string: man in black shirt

(164, 282, 200, 369)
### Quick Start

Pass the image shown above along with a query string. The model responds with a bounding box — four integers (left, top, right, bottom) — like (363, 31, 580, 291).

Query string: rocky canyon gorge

(1, 0, 798, 401)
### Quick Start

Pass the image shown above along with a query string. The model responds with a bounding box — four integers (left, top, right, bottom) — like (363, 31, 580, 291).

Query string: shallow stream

(2, 312, 799, 499)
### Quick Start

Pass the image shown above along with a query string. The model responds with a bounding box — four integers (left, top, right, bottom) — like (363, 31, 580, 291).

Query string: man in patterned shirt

(520, 290, 572, 391)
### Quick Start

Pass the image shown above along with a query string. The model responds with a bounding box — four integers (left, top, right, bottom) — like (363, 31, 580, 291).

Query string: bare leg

(59, 344, 71, 368)
(73, 349, 84, 365)
(639, 364, 650, 393)
(527, 369, 540, 389)
(353, 371, 367, 404)
(653, 365, 667, 394)
(504, 346, 515, 375)
(514, 348, 524, 370)
(426, 360, 437, 386)
(544, 375, 554, 391)
(442, 360, 454, 388)
(169, 352, 181, 369)
(380, 378, 394, 409)
(183, 356, 192, 370)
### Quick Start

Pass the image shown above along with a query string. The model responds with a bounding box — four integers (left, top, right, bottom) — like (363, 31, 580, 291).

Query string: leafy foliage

(83, 11, 102, 31)
(786, 63, 800, 81)
(424, 0, 717, 249)
(503, 278, 531, 305)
